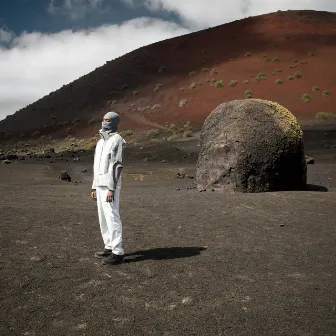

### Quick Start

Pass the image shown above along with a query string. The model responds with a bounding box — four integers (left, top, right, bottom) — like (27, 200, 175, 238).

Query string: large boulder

(196, 99, 307, 192)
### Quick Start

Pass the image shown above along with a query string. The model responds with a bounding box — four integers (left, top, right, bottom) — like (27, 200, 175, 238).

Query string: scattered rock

(60, 171, 71, 182)
(2, 160, 11, 164)
(81, 169, 87, 173)
(6, 154, 18, 160)
(305, 156, 314, 164)
(176, 172, 186, 179)
(161, 160, 167, 163)
(73, 158, 80, 162)
(44, 147, 55, 154)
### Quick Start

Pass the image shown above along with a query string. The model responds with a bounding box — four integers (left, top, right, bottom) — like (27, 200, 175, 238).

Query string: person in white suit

(91, 111, 126, 265)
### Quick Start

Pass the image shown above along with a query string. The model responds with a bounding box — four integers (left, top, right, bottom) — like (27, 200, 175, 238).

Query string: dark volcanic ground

(0, 136, 336, 336)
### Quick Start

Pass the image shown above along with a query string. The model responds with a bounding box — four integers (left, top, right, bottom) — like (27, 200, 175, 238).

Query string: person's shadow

(124, 246, 207, 263)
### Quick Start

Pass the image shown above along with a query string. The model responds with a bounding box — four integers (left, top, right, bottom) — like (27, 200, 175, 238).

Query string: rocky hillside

(1, 9, 336, 141)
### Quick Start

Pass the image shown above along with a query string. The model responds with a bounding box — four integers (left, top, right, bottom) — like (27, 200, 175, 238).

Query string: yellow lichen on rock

(252, 99, 303, 139)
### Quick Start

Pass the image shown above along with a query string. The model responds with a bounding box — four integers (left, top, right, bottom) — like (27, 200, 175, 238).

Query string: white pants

(96, 186, 124, 255)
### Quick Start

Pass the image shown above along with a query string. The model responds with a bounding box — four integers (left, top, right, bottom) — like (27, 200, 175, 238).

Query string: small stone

(305, 156, 314, 164)
(161, 160, 167, 163)
(60, 171, 71, 182)
(2, 160, 11, 164)
(81, 169, 87, 173)
(280, 224, 285, 227)
(6, 154, 18, 160)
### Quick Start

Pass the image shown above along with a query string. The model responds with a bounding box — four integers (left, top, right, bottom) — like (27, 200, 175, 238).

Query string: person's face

(103, 115, 112, 122)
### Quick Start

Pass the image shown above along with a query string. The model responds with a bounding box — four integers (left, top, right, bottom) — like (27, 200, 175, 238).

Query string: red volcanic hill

(1, 9, 336, 140)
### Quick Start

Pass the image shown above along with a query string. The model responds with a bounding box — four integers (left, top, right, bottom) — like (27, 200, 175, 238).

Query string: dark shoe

(102, 253, 124, 265)
(94, 249, 112, 258)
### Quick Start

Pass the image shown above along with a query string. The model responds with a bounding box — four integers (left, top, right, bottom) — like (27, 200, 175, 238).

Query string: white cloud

(0, 26, 15, 43)
(124, 0, 336, 29)
(0, 18, 189, 120)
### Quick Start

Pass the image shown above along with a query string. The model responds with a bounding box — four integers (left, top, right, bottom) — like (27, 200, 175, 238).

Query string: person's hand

(91, 191, 96, 200)
(106, 190, 114, 202)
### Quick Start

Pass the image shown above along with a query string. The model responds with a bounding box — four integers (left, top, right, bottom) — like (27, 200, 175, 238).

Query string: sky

(1, 0, 336, 121)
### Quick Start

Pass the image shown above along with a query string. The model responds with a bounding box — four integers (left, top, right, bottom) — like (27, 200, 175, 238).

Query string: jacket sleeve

(107, 136, 124, 191)
(91, 147, 97, 190)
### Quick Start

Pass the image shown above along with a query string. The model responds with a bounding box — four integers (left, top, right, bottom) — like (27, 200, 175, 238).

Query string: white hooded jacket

(92, 130, 126, 191)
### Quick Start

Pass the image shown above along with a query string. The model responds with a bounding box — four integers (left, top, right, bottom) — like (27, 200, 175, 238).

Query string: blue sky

(0, 0, 181, 35)
(0, 0, 336, 120)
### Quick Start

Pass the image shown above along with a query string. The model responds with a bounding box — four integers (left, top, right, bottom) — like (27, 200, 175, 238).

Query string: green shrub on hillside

(312, 86, 320, 92)
(228, 80, 238, 87)
(245, 90, 253, 99)
(183, 131, 194, 138)
(308, 51, 315, 57)
(322, 90, 331, 96)
(120, 130, 134, 137)
(275, 79, 283, 84)
(272, 57, 280, 62)
(294, 72, 302, 78)
(287, 75, 294, 80)
(146, 129, 160, 138)
(215, 80, 225, 88)
(301, 93, 312, 103)
(189, 71, 196, 76)
(211, 68, 218, 75)
(167, 134, 178, 141)
(153, 83, 164, 92)
(201, 68, 210, 72)
(315, 112, 335, 120)
(255, 72, 266, 81)
(244, 52, 252, 57)
(243, 80, 249, 84)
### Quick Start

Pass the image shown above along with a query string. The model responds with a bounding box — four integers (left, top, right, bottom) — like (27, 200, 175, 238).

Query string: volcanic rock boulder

(196, 99, 307, 192)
